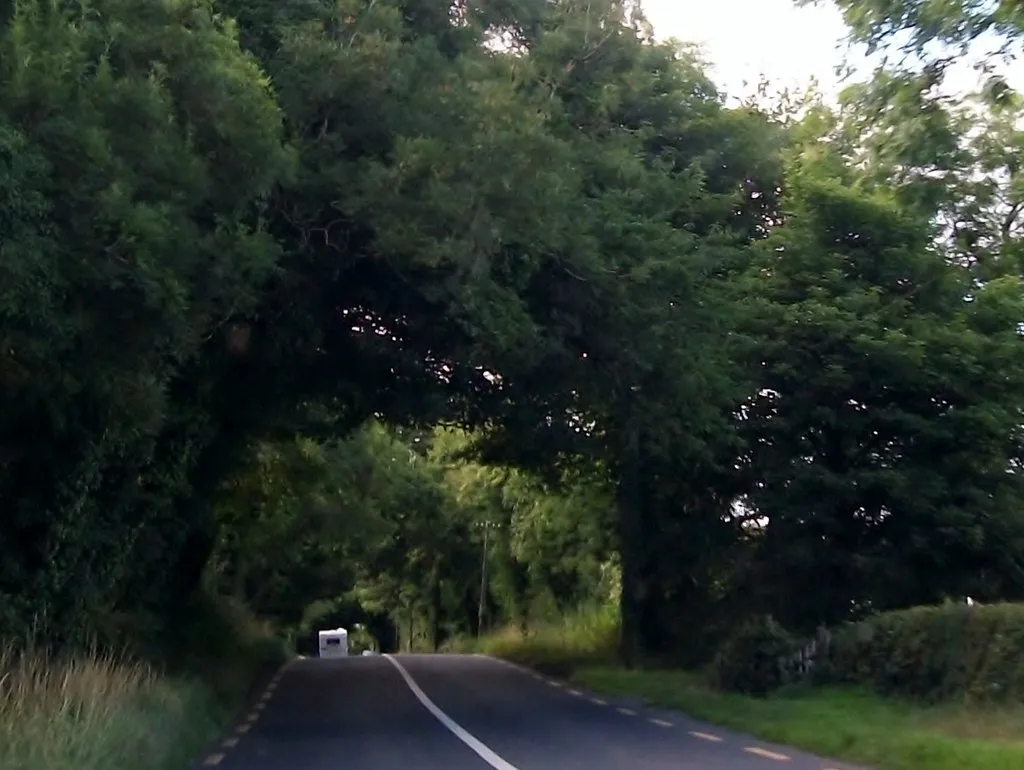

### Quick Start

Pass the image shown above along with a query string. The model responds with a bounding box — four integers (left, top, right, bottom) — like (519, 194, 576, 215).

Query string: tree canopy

(3, 0, 1024, 665)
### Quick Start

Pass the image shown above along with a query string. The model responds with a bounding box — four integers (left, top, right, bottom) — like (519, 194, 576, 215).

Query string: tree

(0, 0, 288, 643)
(732, 139, 1024, 631)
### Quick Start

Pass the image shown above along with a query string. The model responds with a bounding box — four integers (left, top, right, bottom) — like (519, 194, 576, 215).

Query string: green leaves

(0, 0, 287, 642)
(6, 0, 1024, 668)
(732, 143, 1024, 630)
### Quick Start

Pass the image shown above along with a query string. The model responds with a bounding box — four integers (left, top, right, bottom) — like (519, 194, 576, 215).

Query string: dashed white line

(384, 655, 521, 770)
(690, 731, 724, 742)
(455, 656, 806, 767)
(744, 747, 791, 761)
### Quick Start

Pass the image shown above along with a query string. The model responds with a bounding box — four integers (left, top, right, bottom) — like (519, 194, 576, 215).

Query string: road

(193, 654, 863, 770)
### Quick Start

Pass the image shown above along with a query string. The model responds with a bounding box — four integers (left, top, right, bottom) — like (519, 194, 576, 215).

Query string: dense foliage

(3, 0, 1024, 673)
(821, 602, 1024, 704)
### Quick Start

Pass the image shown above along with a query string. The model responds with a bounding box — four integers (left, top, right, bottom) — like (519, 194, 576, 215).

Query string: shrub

(821, 602, 1024, 703)
(712, 614, 797, 696)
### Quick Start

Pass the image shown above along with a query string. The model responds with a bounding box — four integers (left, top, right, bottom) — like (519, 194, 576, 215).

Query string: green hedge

(821, 603, 1024, 703)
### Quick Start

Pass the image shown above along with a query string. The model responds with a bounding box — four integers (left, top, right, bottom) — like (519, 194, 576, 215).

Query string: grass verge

(460, 611, 1024, 770)
(0, 596, 288, 770)
(572, 667, 1024, 770)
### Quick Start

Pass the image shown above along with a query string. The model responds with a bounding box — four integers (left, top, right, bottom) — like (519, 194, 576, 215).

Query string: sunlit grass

(446, 605, 620, 676)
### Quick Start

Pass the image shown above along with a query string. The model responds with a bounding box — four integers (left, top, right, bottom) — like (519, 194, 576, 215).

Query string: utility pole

(477, 521, 490, 636)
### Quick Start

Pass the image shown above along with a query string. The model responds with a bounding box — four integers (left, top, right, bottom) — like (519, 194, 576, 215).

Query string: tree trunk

(477, 524, 489, 636)
(429, 564, 441, 652)
(617, 422, 645, 668)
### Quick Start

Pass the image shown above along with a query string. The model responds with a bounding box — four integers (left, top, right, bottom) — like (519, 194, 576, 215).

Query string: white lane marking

(690, 731, 723, 742)
(617, 707, 637, 716)
(649, 718, 673, 727)
(591, 697, 607, 705)
(744, 747, 791, 761)
(384, 655, 520, 770)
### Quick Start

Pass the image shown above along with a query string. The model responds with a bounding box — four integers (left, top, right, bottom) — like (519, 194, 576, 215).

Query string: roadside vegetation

(0, 597, 287, 770)
(6, 1, 1024, 768)
(461, 604, 1024, 770)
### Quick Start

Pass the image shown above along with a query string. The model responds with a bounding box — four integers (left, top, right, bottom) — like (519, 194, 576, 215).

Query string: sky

(641, 0, 1024, 102)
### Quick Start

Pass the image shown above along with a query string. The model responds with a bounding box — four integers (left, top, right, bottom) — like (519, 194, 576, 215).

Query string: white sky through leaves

(642, 0, 1024, 101)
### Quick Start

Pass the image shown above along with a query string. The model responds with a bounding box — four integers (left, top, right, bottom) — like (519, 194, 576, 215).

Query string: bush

(821, 602, 1024, 704)
(348, 623, 379, 654)
(712, 615, 797, 696)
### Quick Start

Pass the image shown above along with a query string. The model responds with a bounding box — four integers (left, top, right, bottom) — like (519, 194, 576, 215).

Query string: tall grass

(0, 595, 289, 770)
(447, 605, 620, 675)
(0, 646, 222, 770)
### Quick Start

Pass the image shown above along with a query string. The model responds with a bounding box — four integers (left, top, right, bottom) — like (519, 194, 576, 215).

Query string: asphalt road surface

(193, 654, 864, 770)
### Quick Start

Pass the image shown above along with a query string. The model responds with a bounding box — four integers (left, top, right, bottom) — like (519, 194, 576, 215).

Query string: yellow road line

(649, 718, 673, 727)
(617, 707, 637, 716)
(744, 747, 791, 761)
(202, 753, 224, 766)
(690, 731, 723, 742)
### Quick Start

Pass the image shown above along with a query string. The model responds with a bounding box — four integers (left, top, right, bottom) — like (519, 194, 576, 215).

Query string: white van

(317, 627, 349, 658)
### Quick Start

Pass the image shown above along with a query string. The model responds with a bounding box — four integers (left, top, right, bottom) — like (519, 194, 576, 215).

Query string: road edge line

(383, 655, 521, 770)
